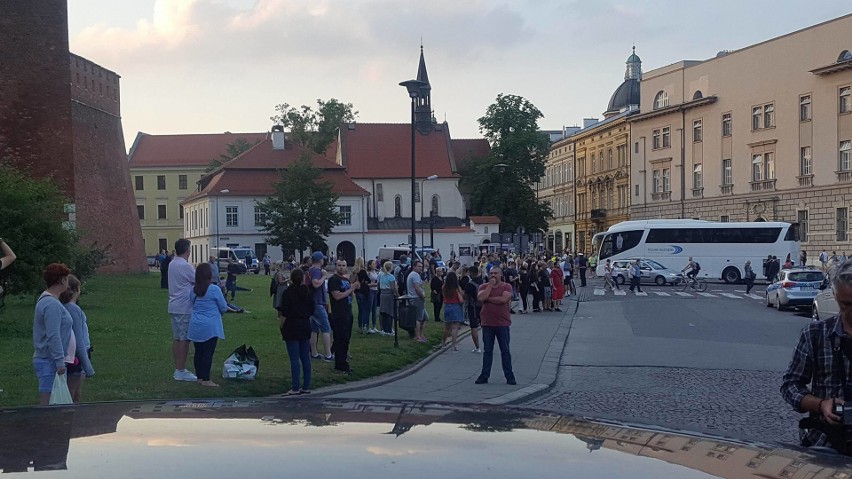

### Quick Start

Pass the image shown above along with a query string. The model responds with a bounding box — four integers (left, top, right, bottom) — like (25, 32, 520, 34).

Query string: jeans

(193, 337, 218, 381)
(479, 326, 513, 381)
(285, 339, 311, 391)
(356, 293, 370, 331)
(579, 267, 587, 287)
(629, 276, 642, 292)
(433, 301, 443, 322)
(330, 314, 353, 371)
(369, 289, 378, 329)
(519, 287, 529, 311)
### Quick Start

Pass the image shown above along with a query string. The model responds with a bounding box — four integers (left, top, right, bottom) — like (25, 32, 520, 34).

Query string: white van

(211, 247, 254, 273)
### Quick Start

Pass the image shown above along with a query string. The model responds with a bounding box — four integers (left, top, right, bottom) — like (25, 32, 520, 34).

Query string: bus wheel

(722, 267, 741, 284)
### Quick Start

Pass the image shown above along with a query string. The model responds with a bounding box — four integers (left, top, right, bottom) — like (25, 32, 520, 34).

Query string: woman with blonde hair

(378, 260, 398, 335)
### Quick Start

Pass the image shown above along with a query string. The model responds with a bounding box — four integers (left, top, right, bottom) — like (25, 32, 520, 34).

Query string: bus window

(784, 224, 799, 241)
(600, 235, 614, 260)
(599, 230, 643, 260)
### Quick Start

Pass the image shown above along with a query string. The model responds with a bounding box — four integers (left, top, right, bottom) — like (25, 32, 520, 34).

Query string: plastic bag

(49, 373, 73, 405)
(222, 344, 259, 380)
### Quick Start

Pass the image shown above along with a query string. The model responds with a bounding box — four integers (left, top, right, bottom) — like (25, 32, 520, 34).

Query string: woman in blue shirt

(189, 263, 228, 387)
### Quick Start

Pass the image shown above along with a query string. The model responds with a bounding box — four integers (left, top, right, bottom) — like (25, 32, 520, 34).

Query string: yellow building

(541, 132, 578, 253)
(573, 50, 641, 254)
(128, 132, 266, 255)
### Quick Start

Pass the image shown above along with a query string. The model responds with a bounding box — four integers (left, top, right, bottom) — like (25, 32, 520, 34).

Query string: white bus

(592, 219, 800, 283)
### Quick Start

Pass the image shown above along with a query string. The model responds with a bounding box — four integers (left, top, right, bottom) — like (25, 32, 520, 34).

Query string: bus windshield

(599, 230, 644, 260)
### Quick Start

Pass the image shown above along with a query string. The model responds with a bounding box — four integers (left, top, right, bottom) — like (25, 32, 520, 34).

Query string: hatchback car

(812, 280, 839, 321)
(765, 268, 825, 311)
(611, 258, 679, 286)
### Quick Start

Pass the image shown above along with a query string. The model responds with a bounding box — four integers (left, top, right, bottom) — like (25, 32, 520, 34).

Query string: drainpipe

(680, 108, 686, 219)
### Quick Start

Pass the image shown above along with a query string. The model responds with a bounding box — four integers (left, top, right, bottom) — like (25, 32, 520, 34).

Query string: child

(60, 275, 94, 402)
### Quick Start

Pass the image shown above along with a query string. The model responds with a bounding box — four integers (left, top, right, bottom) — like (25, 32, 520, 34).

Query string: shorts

(67, 348, 91, 377)
(171, 313, 190, 341)
(544, 286, 553, 301)
(467, 305, 482, 329)
(444, 303, 463, 323)
(411, 298, 427, 323)
(33, 358, 57, 393)
(310, 304, 332, 333)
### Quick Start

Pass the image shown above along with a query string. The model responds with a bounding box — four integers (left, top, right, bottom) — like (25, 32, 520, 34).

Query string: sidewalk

(314, 294, 580, 405)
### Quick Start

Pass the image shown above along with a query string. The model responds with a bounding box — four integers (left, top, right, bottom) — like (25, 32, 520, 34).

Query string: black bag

(396, 265, 411, 295)
(269, 276, 278, 296)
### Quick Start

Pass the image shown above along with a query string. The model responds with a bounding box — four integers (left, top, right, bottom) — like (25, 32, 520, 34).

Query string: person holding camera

(781, 260, 852, 453)
(0, 238, 15, 270)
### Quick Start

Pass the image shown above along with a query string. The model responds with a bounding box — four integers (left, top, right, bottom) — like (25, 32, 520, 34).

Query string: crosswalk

(592, 288, 764, 300)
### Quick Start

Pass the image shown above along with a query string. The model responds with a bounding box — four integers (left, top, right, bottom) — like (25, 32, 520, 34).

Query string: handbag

(49, 372, 73, 405)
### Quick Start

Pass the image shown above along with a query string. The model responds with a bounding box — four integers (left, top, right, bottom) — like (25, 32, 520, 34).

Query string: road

(521, 280, 811, 444)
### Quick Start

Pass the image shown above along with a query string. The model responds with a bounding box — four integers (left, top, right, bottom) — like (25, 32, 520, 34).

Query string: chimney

(583, 117, 599, 129)
(271, 125, 285, 150)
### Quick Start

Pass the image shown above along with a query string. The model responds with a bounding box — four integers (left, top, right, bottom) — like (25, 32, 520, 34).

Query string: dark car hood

(1, 398, 849, 477)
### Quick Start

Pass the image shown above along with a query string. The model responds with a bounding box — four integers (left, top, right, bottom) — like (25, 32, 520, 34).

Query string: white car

(611, 258, 680, 286)
(812, 281, 839, 321)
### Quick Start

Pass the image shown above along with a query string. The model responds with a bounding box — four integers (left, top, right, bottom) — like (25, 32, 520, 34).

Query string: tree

(206, 137, 259, 172)
(270, 98, 357, 154)
(462, 94, 553, 232)
(0, 162, 109, 299)
(255, 154, 342, 259)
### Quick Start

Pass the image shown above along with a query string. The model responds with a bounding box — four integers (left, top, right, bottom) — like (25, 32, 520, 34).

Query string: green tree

(462, 94, 553, 232)
(270, 98, 357, 154)
(206, 137, 259, 172)
(0, 162, 108, 298)
(255, 154, 342, 259)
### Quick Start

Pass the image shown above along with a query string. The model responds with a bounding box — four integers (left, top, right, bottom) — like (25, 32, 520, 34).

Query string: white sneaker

(174, 369, 198, 382)
(472, 348, 482, 353)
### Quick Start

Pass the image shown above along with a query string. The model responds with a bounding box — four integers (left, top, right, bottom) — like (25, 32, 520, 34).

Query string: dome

(627, 52, 641, 63)
(606, 78, 641, 114)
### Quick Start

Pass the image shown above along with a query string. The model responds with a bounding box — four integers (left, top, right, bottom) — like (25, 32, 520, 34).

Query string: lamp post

(215, 188, 230, 249)
(420, 174, 438, 251)
(399, 79, 430, 263)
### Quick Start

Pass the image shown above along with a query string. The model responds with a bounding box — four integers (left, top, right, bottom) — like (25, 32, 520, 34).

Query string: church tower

(414, 45, 433, 127)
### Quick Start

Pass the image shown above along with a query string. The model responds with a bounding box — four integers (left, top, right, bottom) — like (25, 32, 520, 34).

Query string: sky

(67, 0, 852, 151)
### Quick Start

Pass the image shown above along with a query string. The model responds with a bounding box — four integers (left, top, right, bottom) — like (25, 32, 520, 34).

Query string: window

(764, 104, 774, 128)
(617, 145, 626, 166)
(577, 193, 586, 214)
(179, 205, 184, 220)
(484, 226, 489, 234)
(635, 184, 639, 196)
(752, 106, 762, 130)
(192, 211, 197, 229)
(578, 158, 586, 176)
(157, 204, 166, 219)
(158, 238, 168, 253)
(652, 170, 661, 193)
(722, 113, 732, 137)
(652, 129, 661, 149)
(135, 176, 144, 190)
(431, 195, 439, 215)
(722, 159, 732, 186)
(838, 207, 848, 242)
(720, 215, 729, 223)
(841, 140, 852, 171)
(394, 196, 402, 217)
(591, 152, 597, 172)
(752, 154, 763, 181)
(841, 86, 850, 114)
(693, 164, 703, 189)
(654, 91, 669, 109)
(798, 210, 809, 242)
(254, 206, 265, 226)
(800, 95, 811, 121)
(136, 204, 145, 220)
(765, 152, 775, 179)
(662, 168, 671, 192)
(800, 147, 812, 176)
(414, 183, 420, 202)
(607, 149, 613, 169)
(225, 206, 238, 227)
(634, 142, 639, 154)
(339, 205, 352, 225)
(178, 175, 187, 190)
(157, 175, 166, 190)
(662, 127, 671, 148)
(376, 183, 383, 201)
(693, 119, 702, 142)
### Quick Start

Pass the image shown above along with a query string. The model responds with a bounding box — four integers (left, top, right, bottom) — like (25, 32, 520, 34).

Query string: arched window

(484, 226, 489, 234)
(431, 195, 439, 215)
(394, 195, 402, 217)
(654, 91, 669, 110)
(839, 50, 852, 62)
(692, 90, 703, 100)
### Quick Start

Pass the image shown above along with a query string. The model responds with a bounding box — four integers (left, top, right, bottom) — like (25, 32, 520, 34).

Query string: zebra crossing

(592, 287, 764, 300)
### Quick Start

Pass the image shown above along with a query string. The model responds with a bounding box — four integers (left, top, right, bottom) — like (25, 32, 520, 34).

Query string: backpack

(694, 262, 701, 272)
(396, 265, 411, 295)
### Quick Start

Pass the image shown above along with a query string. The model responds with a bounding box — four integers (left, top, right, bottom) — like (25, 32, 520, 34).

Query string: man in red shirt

(474, 266, 516, 385)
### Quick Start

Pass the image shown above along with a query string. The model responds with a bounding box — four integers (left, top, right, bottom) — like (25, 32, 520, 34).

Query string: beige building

(630, 14, 852, 255)
(541, 132, 578, 253)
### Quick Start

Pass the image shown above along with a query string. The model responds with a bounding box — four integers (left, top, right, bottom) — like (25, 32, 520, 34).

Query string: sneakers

(321, 355, 334, 362)
(174, 369, 197, 382)
(475, 376, 488, 384)
(472, 348, 482, 353)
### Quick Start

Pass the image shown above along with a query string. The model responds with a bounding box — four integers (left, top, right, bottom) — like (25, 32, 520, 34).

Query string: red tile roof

(469, 216, 500, 224)
(451, 138, 491, 172)
(128, 132, 269, 167)
(216, 138, 344, 171)
(340, 123, 463, 179)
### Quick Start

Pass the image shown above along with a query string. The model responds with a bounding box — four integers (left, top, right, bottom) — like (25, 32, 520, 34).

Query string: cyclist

(682, 257, 700, 281)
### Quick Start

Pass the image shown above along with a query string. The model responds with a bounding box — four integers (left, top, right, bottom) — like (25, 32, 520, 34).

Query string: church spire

(625, 45, 642, 81)
(413, 44, 432, 127)
(416, 43, 430, 86)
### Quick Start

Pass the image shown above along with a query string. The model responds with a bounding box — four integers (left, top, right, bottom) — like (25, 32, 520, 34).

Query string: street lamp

(421, 174, 438, 250)
(399, 79, 430, 263)
(215, 188, 229, 249)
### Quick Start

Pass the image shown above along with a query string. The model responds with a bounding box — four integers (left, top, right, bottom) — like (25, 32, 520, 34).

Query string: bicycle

(673, 274, 707, 292)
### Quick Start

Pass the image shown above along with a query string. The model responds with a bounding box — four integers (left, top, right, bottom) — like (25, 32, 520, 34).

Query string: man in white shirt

(167, 239, 197, 381)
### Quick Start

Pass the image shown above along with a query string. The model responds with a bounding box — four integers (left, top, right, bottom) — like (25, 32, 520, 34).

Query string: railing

(651, 191, 672, 201)
(836, 170, 852, 182)
(749, 179, 776, 192)
(797, 175, 814, 187)
(720, 184, 734, 195)
(691, 188, 704, 199)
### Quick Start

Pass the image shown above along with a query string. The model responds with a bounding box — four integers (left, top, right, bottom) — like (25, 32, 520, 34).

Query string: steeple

(625, 45, 642, 81)
(413, 44, 433, 127)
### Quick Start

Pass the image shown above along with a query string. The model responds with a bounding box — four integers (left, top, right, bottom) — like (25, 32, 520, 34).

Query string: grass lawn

(0, 271, 447, 407)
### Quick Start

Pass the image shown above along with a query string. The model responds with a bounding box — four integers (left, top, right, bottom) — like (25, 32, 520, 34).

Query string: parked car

(146, 255, 157, 267)
(611, 258, 680, 286)
(765, 268, 825, 311)
(812, 280, 839, 321)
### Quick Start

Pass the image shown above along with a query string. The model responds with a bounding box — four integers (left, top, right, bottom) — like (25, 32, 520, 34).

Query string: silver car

(812, 281, 839, 321)
(765, 268, 825, 311)
(611, 258, 679, 286)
